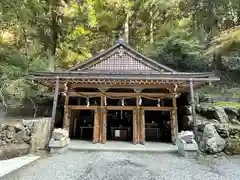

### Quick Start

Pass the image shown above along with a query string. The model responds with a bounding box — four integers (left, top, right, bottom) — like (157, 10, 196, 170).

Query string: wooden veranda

(29, 41, 219, 144)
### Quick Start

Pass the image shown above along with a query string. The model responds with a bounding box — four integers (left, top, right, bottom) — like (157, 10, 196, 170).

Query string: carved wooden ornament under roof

(68, 41, 176, 73)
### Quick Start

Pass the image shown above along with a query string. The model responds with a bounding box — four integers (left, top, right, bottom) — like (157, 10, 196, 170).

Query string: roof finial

(117, 38, 125, 44)
(116, 39, 121, 44)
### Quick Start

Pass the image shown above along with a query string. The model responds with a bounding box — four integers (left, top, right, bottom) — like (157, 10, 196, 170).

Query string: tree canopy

(0, 0, 240, 111)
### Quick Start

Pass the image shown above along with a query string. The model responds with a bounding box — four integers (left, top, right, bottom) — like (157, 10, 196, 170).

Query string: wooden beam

(51, 76, 60, 126)
(69, 83, 175, 89)
(67, 92, 175, 98)
(106, 106, 136, 110)
(141, 106, 173, 111)
(67, 105, 98, 110)
(67, 105, 172, 111)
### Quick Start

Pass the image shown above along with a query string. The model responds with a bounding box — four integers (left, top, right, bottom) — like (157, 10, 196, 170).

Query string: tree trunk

(47, 51, 55, 72)
(22, 28, 28, 57)
(48, 0, 59, 72)
(29, 97, 37, 118)
(124, 13, 129, 44)
(51, 2, 58, 56)
(150, 11, 154, 44)
(0, 91, 8, 113)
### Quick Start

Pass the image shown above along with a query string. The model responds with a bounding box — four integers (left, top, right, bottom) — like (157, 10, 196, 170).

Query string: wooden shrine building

(30, 41, 219, 144)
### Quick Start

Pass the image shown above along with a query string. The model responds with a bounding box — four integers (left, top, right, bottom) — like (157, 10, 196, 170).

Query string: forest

(0, 0, 240, 112)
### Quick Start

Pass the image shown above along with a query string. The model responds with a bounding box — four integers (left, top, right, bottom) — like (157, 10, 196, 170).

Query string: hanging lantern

(104, 97, 107, 106)
(86, 97, 90, 107)
(157, 99, 161, 107)
(93, 100, 97, 105)
(121, 98, 125, 106)
(139, 97, 142, 106)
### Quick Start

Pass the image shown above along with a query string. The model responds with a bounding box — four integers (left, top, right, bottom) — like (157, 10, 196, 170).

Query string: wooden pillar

(63, 95, 69, 128)
(93, 108, 100, 143)
(136, 96, 140, 144)
(63, 107, 71, 134)
(51, 76, 60, 127)
(171, 93, 178, 144)
(100, 95, 107, 144)
(139, 109, 145, 144)
(101, 109, 107, 144)
(63, 82, 70, 133)
(99, 96, 103, 142)
(133, 109, 138, 144)
(190, 78, 197, 136)
(136, 95, 145, 144)
(170, 111, 174, 143)
(73, 116, 77, 137)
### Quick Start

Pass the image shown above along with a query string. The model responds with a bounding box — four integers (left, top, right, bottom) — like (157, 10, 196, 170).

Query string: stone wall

(0, 118, 51, 160)
(193, 104, 240, 155)
(225, 139, 240, 155)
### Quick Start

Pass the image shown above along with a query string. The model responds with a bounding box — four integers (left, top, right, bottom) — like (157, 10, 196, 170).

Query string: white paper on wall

(115, 130, 120, 137)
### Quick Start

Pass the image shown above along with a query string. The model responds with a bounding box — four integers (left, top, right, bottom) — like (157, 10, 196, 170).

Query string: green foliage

(144, 20, 210, 72)
(213, 102, 240, 108)
(0, 0, 240, 112)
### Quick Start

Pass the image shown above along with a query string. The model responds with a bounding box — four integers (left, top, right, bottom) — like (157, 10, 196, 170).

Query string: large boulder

(198, 104, 216, 119)
(229, 118, 240, 125)
(0, 123, 6, 131)
(214, 123, 230, 139)
(224, 139, 240, 155)
(198, 105, 229, 123)
(179, 106, 192, 115)
(27, 118, 51, 152)
(0, 143, 30, 160)
(224, 107, 239, 117)
(229, 127, 240, 139)
(3, 119, 25, 132)
(213, 107, 229, 123)
(224, 107, 240, 125)
(200, 123, 226, 154)
(180, 116, 192, 130)
(180, 114, 209, 130)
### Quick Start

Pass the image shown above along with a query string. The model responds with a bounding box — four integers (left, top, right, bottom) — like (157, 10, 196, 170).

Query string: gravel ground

(2, 152, 240, 180)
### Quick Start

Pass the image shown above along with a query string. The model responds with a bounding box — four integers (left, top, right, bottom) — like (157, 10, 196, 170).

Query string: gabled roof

(29, 40, 220, 89)
(68, 40, 176, 73)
